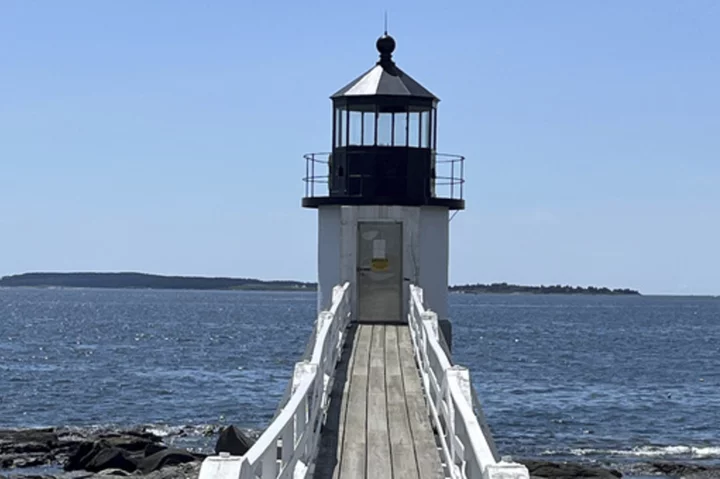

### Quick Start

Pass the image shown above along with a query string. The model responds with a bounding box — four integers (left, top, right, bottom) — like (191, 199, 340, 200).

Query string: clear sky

(1, 1, 718, 295)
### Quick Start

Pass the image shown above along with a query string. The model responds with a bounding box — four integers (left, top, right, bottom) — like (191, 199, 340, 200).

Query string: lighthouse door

(356, 221, 403, 323)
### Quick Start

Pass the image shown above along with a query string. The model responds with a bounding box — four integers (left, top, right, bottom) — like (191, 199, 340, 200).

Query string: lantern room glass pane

(335, 108, 341, 147)
(349, 111, 362, 146)
(393, 111, 408, 146)
(377, 112, 392, 146)
(420, 110, 430, 148)
(363, 111, 375, 146)
(339, 108, 348, 147)
(408, 111, 420, 147)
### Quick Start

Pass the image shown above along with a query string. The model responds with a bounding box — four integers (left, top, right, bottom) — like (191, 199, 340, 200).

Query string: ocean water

(1, 288, 718, 474)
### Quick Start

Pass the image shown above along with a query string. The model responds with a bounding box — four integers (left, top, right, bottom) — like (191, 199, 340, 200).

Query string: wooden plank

(338, 324, 372, 479)
(366, 325, 392, 478)
(313, 325, 358, 479)
(397, 326, 444, 479)
(385, 326, 420, 479)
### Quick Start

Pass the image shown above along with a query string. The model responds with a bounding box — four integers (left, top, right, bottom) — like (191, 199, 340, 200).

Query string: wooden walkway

(314, 324, 444, 479)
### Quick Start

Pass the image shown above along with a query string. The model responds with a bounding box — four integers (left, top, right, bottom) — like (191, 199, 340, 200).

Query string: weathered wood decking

(314, 324, 444, 479)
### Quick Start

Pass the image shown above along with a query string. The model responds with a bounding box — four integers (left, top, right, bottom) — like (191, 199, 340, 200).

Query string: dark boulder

(143, 443, 167, 457)
(138, 448, 198, 474)
(95, 434, 154, 453)
(648, 462, 711, 477)
(214, 425, 254, 456)
(83, 447, 137, 473)
(63, 431, 162, 472)
(0, 428, 59, 457)
(520, 460, 622, 479)
(64, 441, 100, 471)
(141, 461, 202, 479)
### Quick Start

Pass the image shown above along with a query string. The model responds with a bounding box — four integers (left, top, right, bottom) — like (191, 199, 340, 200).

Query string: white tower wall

(317, 205, 342, 312)
(418, 206, 450, 321)
(317, 205, 450, 321)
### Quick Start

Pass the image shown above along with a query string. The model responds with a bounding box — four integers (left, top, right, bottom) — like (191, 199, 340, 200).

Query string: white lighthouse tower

(303, 33, 465, 326)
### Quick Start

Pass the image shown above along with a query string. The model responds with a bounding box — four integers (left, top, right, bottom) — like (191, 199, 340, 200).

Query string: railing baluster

(451, 158, 455, 199)
(261, 446, 277, 479)
(305, 154, 310, 198)
(311, 154, 315, 197)
(281, 423, 293, 471)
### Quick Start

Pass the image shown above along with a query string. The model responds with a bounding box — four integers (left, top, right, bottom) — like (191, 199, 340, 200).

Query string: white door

(356, 221, 403, 323)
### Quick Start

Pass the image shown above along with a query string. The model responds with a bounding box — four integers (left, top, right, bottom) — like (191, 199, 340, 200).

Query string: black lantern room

(302, 34, 465, 210)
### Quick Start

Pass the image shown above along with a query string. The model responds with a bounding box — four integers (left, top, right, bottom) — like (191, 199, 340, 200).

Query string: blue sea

(1, 288, 718, 476)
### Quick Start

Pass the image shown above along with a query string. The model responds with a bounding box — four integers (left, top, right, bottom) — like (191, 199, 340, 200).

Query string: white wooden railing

(408, 284, 529, 479)
(199, 282, 351, 479)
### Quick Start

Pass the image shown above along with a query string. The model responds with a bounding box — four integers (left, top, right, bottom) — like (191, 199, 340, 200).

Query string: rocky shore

(519, 459, 720, 479)
(0, 425, 253, 479)
(3, 426, 720, 479)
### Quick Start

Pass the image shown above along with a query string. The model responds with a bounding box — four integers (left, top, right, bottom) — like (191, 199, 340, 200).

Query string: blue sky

(1, 1, 718, 295)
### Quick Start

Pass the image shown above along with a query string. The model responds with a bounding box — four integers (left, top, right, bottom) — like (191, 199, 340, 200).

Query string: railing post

(305, 154, 310, 197)
(332, 284, 344, 303)
(292, 361, 318, 395)
(421, 310, 439, 341)
(483, 461, 530, 479)
(446, 366, 472, 405)
(451, 158, 455, 198)
(197, 455, 244, 479)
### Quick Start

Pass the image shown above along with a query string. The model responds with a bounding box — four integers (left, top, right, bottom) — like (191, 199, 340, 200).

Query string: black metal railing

(434, 153, 465, 200)
(303, 152, 331, 198)
(302, 152, 465, 201)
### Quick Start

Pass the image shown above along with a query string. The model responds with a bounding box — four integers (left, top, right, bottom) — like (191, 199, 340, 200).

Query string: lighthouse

(303, 33, 464, 325)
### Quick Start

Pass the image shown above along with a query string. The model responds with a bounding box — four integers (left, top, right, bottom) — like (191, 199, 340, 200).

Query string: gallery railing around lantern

(302, 151, 465, 210)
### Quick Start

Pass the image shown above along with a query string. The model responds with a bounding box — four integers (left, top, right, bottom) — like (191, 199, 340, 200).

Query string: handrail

(200, 282, 351, 479)
(408, 285, 529, 479)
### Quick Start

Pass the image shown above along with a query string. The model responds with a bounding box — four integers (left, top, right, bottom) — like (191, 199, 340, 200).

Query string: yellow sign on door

(371, 258, 389, 271)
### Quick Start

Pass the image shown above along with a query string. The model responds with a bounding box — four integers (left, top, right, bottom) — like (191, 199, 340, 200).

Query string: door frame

(355, 220, 404, 323)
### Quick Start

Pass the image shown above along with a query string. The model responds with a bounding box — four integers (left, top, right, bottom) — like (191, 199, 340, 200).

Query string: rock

(63, 431, 163, 472)
(141, 461, 202, 479)
(647, 461, 716, 478)
(11, 455, 51, 469)
(64, 440, 141, 473)
(94, 435, 154, 453)
(83, 447, 137, 473)
(214, 425, 254, 456)
(143, 443, 166, 457)
(520, 459, 622, 479)
(138, 448, 199, 474)
(64, 441, 101, 471)
(2, 426, 209, 477)
(95, 468, 132, 476)
(650, 461, 707, 475)
(0, 429, 60, 457)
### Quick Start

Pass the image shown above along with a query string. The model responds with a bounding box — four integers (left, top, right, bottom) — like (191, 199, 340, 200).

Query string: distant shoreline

(451, 282, 641, 296)
(0, 272, 315, 291)
(0, 272, 643, 295)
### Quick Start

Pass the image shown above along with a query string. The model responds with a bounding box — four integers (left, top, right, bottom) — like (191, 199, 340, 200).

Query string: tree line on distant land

(450, 282, 640, 295)
(0, 273, 640, 295)
(0, 272, 315, 291)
